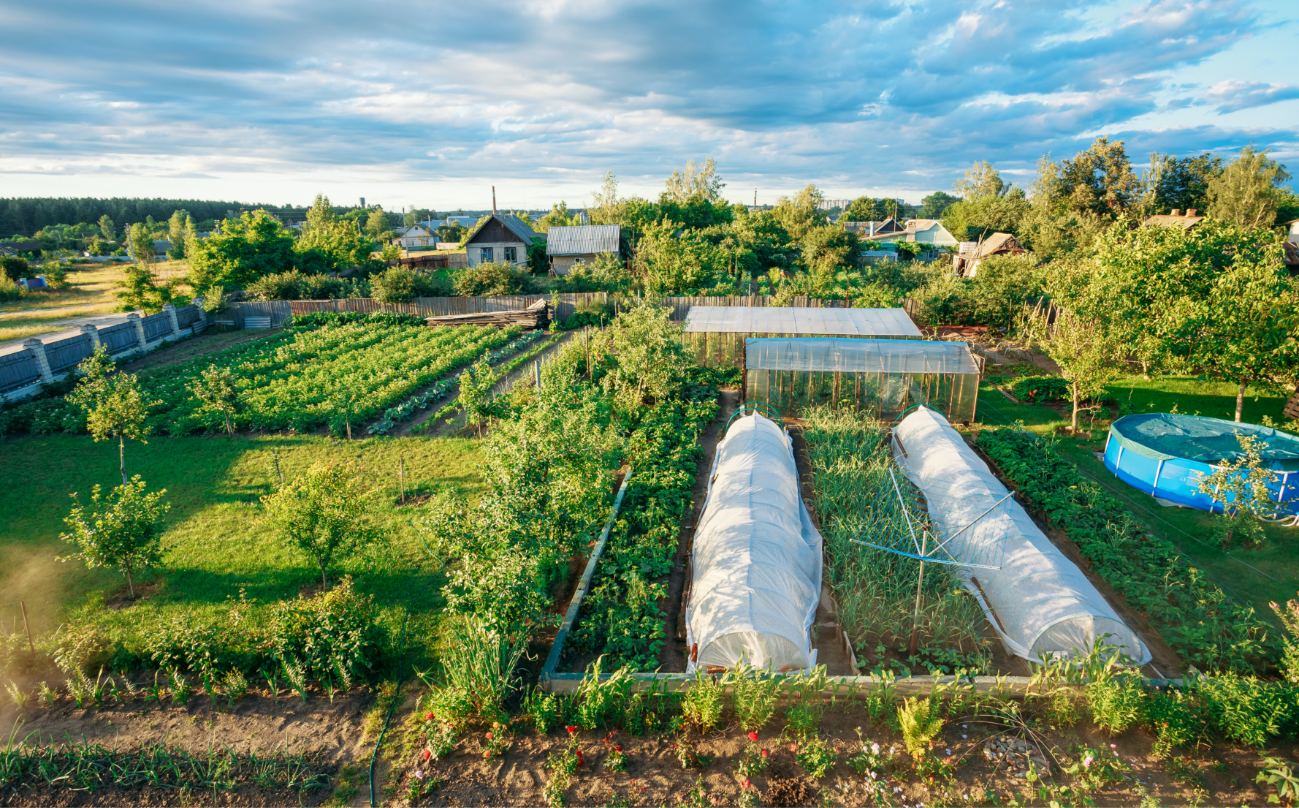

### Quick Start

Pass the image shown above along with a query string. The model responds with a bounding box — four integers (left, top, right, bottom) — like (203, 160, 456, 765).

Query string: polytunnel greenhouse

(686, 411, 823, 672)
(684, 306, 922, 368)
(1105, 413, 1299, 515)
(743, 338, 980, 421)
(894, 407, 1151, 665)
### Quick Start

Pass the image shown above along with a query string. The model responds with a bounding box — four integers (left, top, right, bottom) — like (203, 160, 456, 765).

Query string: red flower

(424, 712, 434, 721)
(422, 750, 431, 760)
(761, 749, 769, 758)
(485, 731, 493, 740)
(748, 731, 759, 742)
(566, 726, 578, 735)
(615, 745, 622, 752)
(789, 743, 798, 753)
(743, 779, 752, 789)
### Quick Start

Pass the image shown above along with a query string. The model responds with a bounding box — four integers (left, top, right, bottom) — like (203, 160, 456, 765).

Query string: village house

(463, 213, 537, 267)
(545, 224, 621, 276)
(1142, 208, 1207, 229)
(952, 232, 1026, 277)
(393, 223, 438, 250)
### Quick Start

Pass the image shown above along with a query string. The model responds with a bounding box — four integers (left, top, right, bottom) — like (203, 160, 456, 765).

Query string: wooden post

(20, 600, 35, 661)
(399, 456, 406, 504)
(273, 449, 284, 487)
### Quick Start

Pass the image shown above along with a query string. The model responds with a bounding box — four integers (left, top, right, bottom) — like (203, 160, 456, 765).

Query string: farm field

(973, 377, 1299, 629)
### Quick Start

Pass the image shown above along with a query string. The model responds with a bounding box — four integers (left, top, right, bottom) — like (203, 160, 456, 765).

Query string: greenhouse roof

(745, 338, 979, 375)
(684, 306, 921, 337)
(1111, 413, 1299, 467)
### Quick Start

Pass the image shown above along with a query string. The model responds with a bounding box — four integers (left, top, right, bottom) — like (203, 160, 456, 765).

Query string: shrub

(0, 256, 28, 281)
(453, 261, 533, 296)
(0, 277, 28, 302)
(1195, 672, 1295, 747)
(370, 267, 450, 304)
(556, 253, 633, 293)
(268, 576, 379, 687)
(897, 696, 943, 758)
(681, 671, 725, 733)
(1086, 672, 1144, 735)
(1008, 375, 1070, 402)
(732, 667, 780, 731)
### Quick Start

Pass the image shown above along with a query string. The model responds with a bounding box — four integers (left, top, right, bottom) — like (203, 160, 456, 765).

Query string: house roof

(1142, 212, 1206, 229)
(0, 240, 42, 255)
(465, 213, 538, 244)
(684, 306, 922, 338)
(972, 232, 1024, 259)
(545, 225, 621, 256)
(843, 218, 902, 236)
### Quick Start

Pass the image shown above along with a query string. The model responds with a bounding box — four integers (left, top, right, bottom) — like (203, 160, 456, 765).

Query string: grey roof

(545, 225, 621, 256)
(463, 213, 538, 244)
(746, 338, 979, 375)
(684, 306, 922, 338)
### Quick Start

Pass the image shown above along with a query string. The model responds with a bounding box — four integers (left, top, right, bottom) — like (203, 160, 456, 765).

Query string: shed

(545, 224, 621, 276)
(686, 411, 822, 672)
(953, 232, 1025, 277)
(743, 337, 980, 422)
(684, 306, 922, 368)
(463, 213, 537, 267)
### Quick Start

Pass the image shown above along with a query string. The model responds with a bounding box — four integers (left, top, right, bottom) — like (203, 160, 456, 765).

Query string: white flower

(871, 743, 880, 754)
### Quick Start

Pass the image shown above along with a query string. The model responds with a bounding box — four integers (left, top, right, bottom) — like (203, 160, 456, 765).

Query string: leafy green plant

(731, 667, 780, 731)
(524, 687, 561, 734)
(1195, 672, 1294, 747)
(168, 670, 192, 706)
(1257, 754, 1299, 805)
(681, 671, 725, 733)
(1086, 671, 1144, 736)
(574, 658, 634, 730)
(897, 696, 943, 759)
(847, 730, 896, 777)
(260, 464, 385, 588)
(674, 741, 712, 770)
(794, 737, 840, 779)
(1141, 686, 1206, 758)
(733, 744, 770, 777)
(1064, 745, 1128, 794)
(60, 476, 170, 600)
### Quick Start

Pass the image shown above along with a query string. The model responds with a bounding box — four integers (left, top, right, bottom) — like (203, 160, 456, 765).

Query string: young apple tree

(68, 346, 154, 485)
(60, 476, 170, 600)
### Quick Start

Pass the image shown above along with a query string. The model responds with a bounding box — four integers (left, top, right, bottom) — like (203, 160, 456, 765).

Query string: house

(952, 232, 1026, 277)
(907, 219, 959, 248)
(844, 219, 904, 239)
(545, 225, 621, 276)
(0, 240, 42, 257)
(393, 224, 438, 250)
(152, 240, 172, 257)
(444, 215, 479, 229)
(463, 213, 537, 267)
(1142, 208, 1206, 229)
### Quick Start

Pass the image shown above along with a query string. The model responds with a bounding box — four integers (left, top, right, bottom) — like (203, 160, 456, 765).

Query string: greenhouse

(743, 338, 980, 421)
(1105, 413, 1299, 515)
(683, 306, 922, 368)
(895, 407, 1151, 665)
(686, 411, 823, 672)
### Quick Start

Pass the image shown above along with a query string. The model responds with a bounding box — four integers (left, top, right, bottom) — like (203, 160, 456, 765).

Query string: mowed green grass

(0, 433, 484, 661)
(973, 375, 1299, 623)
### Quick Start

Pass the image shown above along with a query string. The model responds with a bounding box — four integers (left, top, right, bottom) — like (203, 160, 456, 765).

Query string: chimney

(1186, 208, 1197, 217)
(1170, 208, 1181, 216)
(492, 186, 497, 216)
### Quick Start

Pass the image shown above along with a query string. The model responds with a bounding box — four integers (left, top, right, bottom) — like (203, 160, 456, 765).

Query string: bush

(370, 267, 451, 304)
(287, 311, 425, 329)
(40, 261, 69, 289)
(0, 256, 29, 282)
(269, 576, 379, 686)
(1008, 375, 1070, 402)
(453, 261, 534, 296)
(556, 253, 633, 293)
(1195, 673, 1296, 747)
(0, 277, 28, 302)
(245, 270, 367, 301)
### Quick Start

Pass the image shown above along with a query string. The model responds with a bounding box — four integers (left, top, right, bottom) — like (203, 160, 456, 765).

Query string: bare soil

(392, 697, 1281, 807)
(119, 329, 277, 373)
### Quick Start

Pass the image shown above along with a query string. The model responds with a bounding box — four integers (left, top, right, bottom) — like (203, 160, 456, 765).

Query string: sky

(0, 0, 1297, 211)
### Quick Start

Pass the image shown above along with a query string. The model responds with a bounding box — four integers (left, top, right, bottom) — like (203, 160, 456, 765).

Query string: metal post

(534, 359, 541, 388)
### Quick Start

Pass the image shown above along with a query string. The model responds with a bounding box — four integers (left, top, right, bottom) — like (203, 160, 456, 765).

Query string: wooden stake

(399, 456, 406, 504)
(20, 600, 35, 661)
(273, 448, 284, 487)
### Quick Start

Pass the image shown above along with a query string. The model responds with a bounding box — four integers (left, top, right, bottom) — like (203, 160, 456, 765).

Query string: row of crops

(976, 428, 1278, 675)
(0, 313, 550, 438)
(801, 407, 992, 676)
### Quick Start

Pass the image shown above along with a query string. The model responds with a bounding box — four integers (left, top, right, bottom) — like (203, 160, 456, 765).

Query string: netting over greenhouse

(744, 338, 980, 421)
(686, 412, 823, 672)
(894, 407, 1151, 665)
(1105, 413, 1299, 513)
(683, 306, 922, 367)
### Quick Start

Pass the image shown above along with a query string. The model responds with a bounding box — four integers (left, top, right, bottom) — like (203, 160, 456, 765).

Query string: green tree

(918, 191, 960, 219)
(535, 201, 579, 232)
(61, 476, 170, 600)
(68, 346, 154, 485)
(189, 364, 240, 435)
(98, 214, 116, 242)
(365, 207, 392, 239)
(633, 220, 727, 294)
(664, 158, 725, 202)
(117, 260, 172, 313)
(1057, 137, 1139, 216)
(296, 194, 374, 270)
(1207, 146, 1292, 229)
(187, 209, 296, 292)
(954, 160, 1007, 200)
(1142, 152, 1223, 215)
(771, 184, 828, 243)
(260, 463, 384, 588)
(588, 171, 625, 226)
(1196, 434, 1275, 548)
(1020, 307, 1125, 433)
(842, 196, 894, 222)
(602, 302, 690, 411)
(127, 222, 155, 270)
(166, 209, 189, 259)
(458, 357, 502, 437)
(453, 261, 533, 296)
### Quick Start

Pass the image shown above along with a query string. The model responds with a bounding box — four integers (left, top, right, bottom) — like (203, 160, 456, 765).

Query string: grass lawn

(0, 433, 483, 665)
(973, 376, 1299, 624)
(0, 260, 191, 343)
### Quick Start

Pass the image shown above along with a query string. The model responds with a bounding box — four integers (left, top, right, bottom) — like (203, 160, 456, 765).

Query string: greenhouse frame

(683, 306, 922, 368)
(743, 338, 981, 422)
(895, 407, 1151, 665)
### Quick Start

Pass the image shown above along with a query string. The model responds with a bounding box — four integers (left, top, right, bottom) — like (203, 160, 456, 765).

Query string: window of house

(574, 257, 585, 264)
(503, 246, 517, 262)
(480, 247, 494, 263)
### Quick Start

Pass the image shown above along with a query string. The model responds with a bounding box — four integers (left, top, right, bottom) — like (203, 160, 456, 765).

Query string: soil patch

(120, 329, 277, 373)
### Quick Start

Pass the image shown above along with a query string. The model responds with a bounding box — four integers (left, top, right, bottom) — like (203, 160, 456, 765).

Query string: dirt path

(657, 388, 738, 672)
(408, 332, 574, 438)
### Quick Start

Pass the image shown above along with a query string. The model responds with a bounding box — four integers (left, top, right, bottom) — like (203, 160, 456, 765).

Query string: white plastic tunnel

(893, 407, 1151, 665)
(686, 412, 823, 672)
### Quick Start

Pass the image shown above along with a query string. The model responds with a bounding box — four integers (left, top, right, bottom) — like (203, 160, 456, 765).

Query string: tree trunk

(1236, 380, 1247, 423)
(119, 436, 127, 486)
(126, 566, 136, 600)
(224, 413, 233, 436)
(321, 565, 328, 589)
(1071, 380, 1080, 434)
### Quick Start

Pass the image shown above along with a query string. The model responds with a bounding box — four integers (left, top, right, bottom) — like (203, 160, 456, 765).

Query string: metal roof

(684, 306, 922, 337)
(465, 213, 539, 244)
(746, 338, 979, 375)
(545, 225, 621, 256)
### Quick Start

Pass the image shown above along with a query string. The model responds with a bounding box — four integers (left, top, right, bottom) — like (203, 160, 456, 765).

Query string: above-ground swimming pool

(1103, 413, 1299, 514)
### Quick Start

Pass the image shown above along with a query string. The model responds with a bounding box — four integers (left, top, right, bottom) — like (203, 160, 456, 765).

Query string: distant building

(906, 219, 959, 248)
(545, 225, 621, 276)
(463, 213, 537, 267)
(394, 224, 438, 250)
(952, 232, 1026, 277)
(816, 199, 853, 210)
(152, 240, 173, 257)
(1142, 208, 1206, 229)
(444, 215, 479, 229)
(0, 240, 42, 257)
(845, 219, 904, 239)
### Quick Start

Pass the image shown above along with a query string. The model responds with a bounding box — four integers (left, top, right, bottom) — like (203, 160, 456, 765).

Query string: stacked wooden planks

(424, 298, 548, 329)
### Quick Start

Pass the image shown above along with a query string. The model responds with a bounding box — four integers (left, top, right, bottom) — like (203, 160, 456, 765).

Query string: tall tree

(167, 209, 189, 257)
(1142, 152, 1223, 214)
(61, 476, 170, 600)
(771, 184, 828, 242)
(1207, 146, 1292, 229)
(98, 214, 116, 242)
(954, 161, 1007, 200)
(1058, 137, 1139, 216)
(1020, 307, 1126, 433)
(68, 347, 154, 485)
(297, 194, 373, 270)
(187, 210, 297, 292)
(127, 222, 154, 270)
(588, 171, 625, 226)
(664, 158, 725, 202)
(918, 192, 960, 219)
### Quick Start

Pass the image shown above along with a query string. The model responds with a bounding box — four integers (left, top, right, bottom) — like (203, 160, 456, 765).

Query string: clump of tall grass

(801, 406, 988, 670)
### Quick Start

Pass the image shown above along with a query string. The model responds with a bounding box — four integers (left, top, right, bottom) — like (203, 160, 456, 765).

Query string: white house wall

(467, 241, 529, 267)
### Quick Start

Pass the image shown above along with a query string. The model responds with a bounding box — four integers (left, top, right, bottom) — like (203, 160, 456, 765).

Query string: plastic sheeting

(894, 408, 1151, 665)
(684, 306, 922, 337)
(1109, 413, 1299, 469)
(686, 412, 823, 672)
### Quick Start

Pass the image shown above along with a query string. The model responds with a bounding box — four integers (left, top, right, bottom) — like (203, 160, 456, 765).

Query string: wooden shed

(464, 214, 537, 267)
